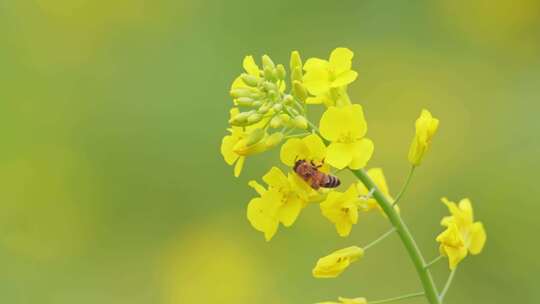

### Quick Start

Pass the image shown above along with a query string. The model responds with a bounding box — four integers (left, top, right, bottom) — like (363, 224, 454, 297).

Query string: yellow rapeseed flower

(408, 109, 439, 166)
(303, 47, 358, 107)
(436, 197, 487, 270)
(247, 167, 316, 241)
(319, 104, 374, 170)
(312, 246, 364, 278)
(320, 184, 361, 237)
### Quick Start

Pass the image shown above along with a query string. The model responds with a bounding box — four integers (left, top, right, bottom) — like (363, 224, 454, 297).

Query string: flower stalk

(351, 169, 441, 304)
(370, 291, 425, 304)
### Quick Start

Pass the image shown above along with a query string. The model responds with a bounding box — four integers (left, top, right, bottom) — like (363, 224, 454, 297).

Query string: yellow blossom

(303, 47, 357, 107)
(317, 297, 367, 304)
(312, 246, 364, 278)
(247, 167, 315, 241)
(319, 104, 374, 170)
(320, 184, 361, 237)
(408, 109, 439, 166)
(436, 197, 487, 270)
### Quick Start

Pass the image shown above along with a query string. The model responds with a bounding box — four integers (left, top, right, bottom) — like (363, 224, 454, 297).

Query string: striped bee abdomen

(322, 174, 341, 188)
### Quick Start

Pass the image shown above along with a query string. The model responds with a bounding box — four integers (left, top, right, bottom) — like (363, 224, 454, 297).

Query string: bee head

(293, 159, 304, 171)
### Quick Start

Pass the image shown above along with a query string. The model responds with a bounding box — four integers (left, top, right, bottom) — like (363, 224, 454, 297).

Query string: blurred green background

(0, 0, 539, 303)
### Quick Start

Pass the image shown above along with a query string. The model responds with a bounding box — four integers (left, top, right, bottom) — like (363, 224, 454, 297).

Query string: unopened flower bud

(279, 113, 291, 123)
(293, 81, 308, 102)
(276, 64, 286, 80)
(243, 128, 266, 146)
(264, 66, 277, 82)
(268, 90, 278, 102)
(236, 97, 254, 106)
(290, 51, 302, 73)
(233, 128, 268, 156)
(228, 111, 252, 126)
(264, 132, 284, 148)
(283, 94, 294, 105)
(262, 55, 275, 69)
(272, 103, 283, 112)
(258, 104, 270, 114)
(241, 73, 259, 87)
(247, 113, 263, 124)
(263, 81, 278, 92)
(230, 88, 252, 98)
(292, 67, 303, 83)
(270, 115, 283, 128)
(293, 116, 308, 129)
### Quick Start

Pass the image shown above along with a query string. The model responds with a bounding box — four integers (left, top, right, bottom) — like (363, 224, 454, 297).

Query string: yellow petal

(458, 198, 474, 221)
(335, 218, 352, 237)
(221, 135, 240, 165)
(262, 167, 288, 188)
(320, 105, 368, 141)
(303, 68, 331, 95)
(349, 138, 374, 169)
(329, 47, 354, 74)
(347, 104, 368, 139)
(326, 142, 354, 169)
(234, 156, 245, 177)
(306, 96, 325, 104)
(243, 55, 260, 76)
(468, 222, 486, 255)
(304, 58, 330, 71)
(280, 138, 309, 167)
(278, 196, 304, 227)
(231, 75, 247, 90)
(444, 245, 468, 270)
(331, 70, 358, 87)
(320, 107, 347, 141)
(303, 134, 327, 162)
(248, 180, 266, 196)
(246, 197, 279, 241)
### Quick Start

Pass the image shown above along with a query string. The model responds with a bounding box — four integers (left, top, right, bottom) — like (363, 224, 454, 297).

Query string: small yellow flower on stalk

(303, 47, 357, 107)
(247, 167, 317, 241)
(317, 297, 367, 304)
(320, 184, 362, 237)
(312, 246, 364, 278)
(319, 104, 374, 170)
(221, 110, 283, 177)
(436, 197, 487, 270)
(408, 109, 439, 166)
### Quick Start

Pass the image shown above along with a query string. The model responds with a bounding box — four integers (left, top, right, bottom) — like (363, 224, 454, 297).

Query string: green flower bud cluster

(229, 54, 309, 131)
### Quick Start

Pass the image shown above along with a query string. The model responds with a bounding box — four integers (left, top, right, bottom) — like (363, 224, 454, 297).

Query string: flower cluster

(220, 47, 487, 304)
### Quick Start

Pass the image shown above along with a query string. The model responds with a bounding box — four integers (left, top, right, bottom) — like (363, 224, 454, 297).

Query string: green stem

(351, 169, 441, 304)
(364, 227, 397, 251)
(425, 255, 444, 269)
(370, 292, 425, 304)
(439, 269, 456, 302)
(393, 166, 415, 207)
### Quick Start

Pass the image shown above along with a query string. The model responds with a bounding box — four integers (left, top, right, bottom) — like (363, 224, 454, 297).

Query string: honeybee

(293, 159, 341, 190)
